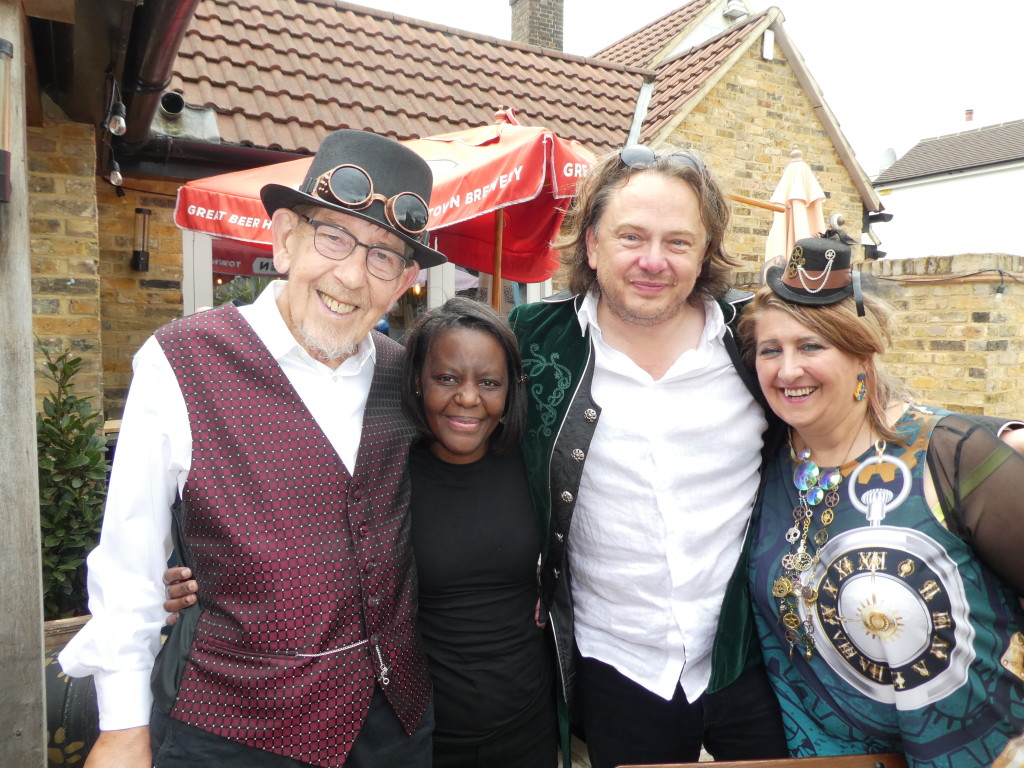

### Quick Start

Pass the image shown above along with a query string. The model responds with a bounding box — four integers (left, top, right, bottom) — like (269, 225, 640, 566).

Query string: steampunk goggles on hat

(313, 164, 430, 237)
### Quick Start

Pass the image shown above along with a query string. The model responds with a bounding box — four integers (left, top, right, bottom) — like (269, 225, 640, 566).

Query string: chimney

(509, 0, 563, 50)
(965, 109, 974, 122)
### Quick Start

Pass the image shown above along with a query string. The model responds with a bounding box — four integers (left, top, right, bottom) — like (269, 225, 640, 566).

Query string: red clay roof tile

(596, 0, 716, 68)
(640, 11, 771, 143)
(171, 0, 649, 156)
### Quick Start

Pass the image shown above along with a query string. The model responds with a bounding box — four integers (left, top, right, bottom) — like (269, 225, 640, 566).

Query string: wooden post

(0, 2, 46, 766)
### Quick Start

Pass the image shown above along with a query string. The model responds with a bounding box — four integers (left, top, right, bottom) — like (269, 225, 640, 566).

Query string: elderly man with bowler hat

(59, 130, 445, 768)
(508, 145, 789, 767)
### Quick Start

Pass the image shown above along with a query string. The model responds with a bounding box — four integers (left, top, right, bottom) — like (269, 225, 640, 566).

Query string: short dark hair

(555, 146, 737, 304)
(402, 297, 526, 454)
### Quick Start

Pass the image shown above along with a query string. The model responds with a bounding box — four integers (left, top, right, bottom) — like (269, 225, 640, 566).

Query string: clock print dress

(749, 405, 1024, 768)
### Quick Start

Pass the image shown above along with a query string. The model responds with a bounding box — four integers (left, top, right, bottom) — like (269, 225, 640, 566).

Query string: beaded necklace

(772, 427, 863, 660)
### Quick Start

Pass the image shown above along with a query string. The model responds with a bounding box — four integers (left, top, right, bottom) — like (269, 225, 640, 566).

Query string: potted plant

(37, 345, 110, 636)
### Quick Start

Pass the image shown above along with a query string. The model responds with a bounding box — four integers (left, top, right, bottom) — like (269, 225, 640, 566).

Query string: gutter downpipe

(119, 136, 303, 179)
(626, 76, 656, 147)
(120, 0, 202, 150)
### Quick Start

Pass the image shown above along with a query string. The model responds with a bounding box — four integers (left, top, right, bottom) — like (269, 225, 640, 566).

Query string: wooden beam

(22, 0, 73, 24)
(0, 1, 46, 766)
(21, 7, 42, 126)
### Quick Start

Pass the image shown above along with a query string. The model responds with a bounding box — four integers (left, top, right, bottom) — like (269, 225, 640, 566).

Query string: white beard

(295, 321, 358, 364)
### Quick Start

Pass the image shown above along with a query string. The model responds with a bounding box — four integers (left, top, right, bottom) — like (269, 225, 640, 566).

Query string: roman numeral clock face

(798, 527, 976, 709)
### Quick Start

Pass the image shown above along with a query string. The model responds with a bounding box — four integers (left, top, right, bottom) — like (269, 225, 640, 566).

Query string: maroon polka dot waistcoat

(154, 304, 430, 767)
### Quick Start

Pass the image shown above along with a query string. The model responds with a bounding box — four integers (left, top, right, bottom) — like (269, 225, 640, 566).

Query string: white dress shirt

(570, 292, 766, 702)
(58, 282, 377, 730)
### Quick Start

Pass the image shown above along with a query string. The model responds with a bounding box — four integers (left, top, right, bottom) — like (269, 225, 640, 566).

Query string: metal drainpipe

(120, 0, 202, 150)
(626, 77, 656, 147)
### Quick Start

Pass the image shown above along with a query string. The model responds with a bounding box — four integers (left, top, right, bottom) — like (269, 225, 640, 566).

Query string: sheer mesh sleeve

(927, 412, 1024, 596)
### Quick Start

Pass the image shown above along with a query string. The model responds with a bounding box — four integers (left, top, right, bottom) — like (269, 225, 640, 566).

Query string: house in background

(872, 119, 1024, 259)
(22, 0, 882, 418)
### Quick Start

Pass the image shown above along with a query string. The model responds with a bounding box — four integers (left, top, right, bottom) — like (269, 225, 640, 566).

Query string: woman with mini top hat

(737, 232, 1024, 767)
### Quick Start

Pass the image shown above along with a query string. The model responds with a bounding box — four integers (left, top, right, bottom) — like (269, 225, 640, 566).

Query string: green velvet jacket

(508, 291, 784, 737)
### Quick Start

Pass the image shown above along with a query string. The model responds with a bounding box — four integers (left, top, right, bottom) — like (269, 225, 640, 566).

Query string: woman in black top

(401, 297, 555, 768)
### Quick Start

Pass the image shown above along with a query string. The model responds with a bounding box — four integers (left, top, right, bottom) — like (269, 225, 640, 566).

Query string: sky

(357, 0, 1024, 177)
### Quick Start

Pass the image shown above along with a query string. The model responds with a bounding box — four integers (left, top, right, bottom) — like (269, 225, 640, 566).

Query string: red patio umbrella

(174, 114, 596, 299)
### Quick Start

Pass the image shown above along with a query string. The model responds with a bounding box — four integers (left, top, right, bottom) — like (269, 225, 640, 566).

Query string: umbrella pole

(492, 212, 504, 312)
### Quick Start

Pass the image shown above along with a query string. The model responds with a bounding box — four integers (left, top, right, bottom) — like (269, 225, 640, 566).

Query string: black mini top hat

(766, 230, 860, 309)
(261, 129, 447, 269)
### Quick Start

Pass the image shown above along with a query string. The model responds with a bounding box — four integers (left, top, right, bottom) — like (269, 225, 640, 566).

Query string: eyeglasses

(312, 164, 429, 236)
(298, 215, 411, 281)
(619, 145, 705, 175)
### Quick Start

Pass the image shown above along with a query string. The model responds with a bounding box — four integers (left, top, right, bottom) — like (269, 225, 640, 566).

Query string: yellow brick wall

(97, 179, 184, 418)
(660, 38, 864, 273)
(28, 121, 103, 410)
(863, 254, 1024, 416)
(27, 111, 185, 419)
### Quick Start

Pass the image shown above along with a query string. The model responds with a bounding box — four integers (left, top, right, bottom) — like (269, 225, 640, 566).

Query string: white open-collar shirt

(570, 291, 766, 702)
(59, 282, 377, 729)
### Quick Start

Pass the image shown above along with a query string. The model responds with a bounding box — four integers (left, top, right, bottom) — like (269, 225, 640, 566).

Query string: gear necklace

(773, 426, 864, 660)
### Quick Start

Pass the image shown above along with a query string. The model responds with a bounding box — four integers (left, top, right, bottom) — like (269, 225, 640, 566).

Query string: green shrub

(37, 345, 110, 619)
(215, 275, 274, 306)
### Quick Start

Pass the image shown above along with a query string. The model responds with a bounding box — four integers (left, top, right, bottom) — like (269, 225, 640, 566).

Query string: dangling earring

(854, 373, 867, 402)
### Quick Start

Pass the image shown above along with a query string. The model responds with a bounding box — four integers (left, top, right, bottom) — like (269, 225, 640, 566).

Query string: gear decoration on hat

(786, 244, 805, 278)
(791, 448, 976, 709)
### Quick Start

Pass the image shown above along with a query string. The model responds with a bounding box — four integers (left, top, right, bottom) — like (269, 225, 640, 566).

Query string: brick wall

(661, 38, 864, 273)
(27, 113, 185, 419)
(97, 179, 183, 418)
(864, 254, 1024, 416)
(28, 120, 103, 410)
(509, 0, 563, 50)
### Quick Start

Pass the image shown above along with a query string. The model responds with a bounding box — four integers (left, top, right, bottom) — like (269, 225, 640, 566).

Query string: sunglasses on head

(312, 164, 430, 237)
(618, 145, 705, 175)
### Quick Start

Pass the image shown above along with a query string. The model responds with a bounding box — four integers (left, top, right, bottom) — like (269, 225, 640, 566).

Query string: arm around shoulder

(84, 726, 151, 768)
(928, 413, 1024, 595)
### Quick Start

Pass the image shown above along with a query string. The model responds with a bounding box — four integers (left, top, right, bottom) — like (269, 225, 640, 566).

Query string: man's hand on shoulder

(85, 726, 150, 768)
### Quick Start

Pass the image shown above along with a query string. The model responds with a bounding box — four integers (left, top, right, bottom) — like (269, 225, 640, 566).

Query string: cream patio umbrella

(764, 148, 827, 274)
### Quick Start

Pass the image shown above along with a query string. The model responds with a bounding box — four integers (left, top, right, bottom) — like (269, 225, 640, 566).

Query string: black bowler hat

(261, 129, 447, 269)
(766, 231, 861, 309)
